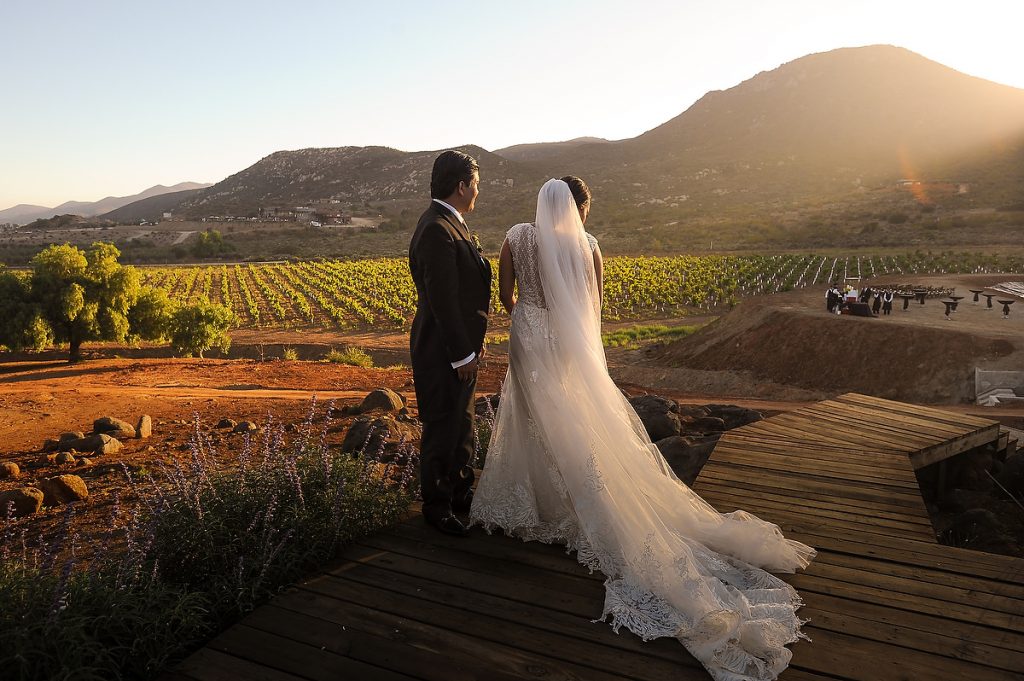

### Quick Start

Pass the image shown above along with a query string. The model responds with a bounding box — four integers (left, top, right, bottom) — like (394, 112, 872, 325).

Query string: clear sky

(2, 0, 1022, 209)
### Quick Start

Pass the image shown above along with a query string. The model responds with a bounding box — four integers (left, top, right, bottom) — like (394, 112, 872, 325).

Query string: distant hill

(0, 182, 213, 225)
(494, 137, 610, 163)
(521, 45, 1024, 209)
(100, 187, 207, 223)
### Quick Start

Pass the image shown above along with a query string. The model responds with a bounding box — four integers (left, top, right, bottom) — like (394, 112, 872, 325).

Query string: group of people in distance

(825, 283, 894, 315)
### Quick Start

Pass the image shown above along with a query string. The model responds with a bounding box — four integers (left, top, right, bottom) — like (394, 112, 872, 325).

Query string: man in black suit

(409, 150, 492, 536)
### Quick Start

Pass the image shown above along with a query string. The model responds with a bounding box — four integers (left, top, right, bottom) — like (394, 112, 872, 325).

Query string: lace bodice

(506, 222, 598, 309)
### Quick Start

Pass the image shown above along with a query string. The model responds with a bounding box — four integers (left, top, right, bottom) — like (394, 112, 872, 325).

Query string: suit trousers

(419, 374, 477, 522)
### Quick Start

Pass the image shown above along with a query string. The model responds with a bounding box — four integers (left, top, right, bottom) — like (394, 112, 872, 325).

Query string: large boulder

(60, 433, 122, 455)
(475, 394, 501, 417)
(996, 452, 1024, 497)
(701, 404, 763, 431)
(628, 394, 681, 441)
(0, 462, 19, 479)
(655, 434, 721, 485)
(93, 416, 136, 439)
(136, 415, 153, 439)
(217, 418, 237, 429)
(950, 508, 1016, 554)
(59, 431, 85, 442)
(233, 421, 259, 434)
(358, 388, 405, 414)
(0, 487, 44, 517)
(680, 416, 727, 434)
(341, 415, 422, 461)
(39, 475, 89, 505)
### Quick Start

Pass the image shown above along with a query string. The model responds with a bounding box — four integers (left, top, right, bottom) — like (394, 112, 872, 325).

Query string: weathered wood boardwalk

(163, 393, 1024, 681)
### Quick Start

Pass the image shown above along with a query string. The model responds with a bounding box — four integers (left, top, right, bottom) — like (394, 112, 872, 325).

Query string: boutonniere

(471, 231, 483, 252)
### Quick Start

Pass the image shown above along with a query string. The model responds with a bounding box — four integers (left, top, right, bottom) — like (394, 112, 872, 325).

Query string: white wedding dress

(470, 180, 815, 681)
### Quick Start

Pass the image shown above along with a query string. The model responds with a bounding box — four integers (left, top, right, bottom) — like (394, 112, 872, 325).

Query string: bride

(469, 178, 815, 681)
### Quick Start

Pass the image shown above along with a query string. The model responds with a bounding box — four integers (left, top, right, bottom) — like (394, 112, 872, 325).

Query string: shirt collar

(432, 198, 465, 225)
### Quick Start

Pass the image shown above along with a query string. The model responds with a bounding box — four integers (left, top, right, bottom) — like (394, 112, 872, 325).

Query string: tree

(169, 297, 235, 358)
(128, 286, 173, 342)
(192, 229, 231, 258)
(0, 267, 52, 352)
(29, 242, 147, 362)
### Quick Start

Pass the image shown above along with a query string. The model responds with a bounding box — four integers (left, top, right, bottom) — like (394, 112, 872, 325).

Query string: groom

(409, 150, 491, 536)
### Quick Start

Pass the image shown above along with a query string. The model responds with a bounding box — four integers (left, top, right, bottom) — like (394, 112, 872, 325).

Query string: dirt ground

(3, 274, 1023, 559)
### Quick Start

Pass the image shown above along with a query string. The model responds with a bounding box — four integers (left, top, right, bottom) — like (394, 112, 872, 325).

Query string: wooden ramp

(163, 394, 1024, 681)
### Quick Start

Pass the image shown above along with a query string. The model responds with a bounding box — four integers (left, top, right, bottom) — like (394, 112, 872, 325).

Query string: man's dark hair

(560, 175, 592, 210)
(431, 150, 479, 199)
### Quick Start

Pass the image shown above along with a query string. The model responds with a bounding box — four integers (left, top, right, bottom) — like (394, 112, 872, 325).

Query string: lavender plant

(0, 397, 417, 680)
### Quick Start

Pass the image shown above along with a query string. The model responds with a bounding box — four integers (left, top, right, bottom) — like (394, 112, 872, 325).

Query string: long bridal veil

(474, 179, 815, 681)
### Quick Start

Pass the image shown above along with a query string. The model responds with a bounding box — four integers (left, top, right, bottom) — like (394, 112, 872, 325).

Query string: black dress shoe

(452, 491, 474, 514)
(426, 514, 469, 537)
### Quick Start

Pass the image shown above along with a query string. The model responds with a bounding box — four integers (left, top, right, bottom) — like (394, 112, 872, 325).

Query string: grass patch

(602, 323, 701, 349)
(325, 346, 373, 367)
(281, 347, 299, 361)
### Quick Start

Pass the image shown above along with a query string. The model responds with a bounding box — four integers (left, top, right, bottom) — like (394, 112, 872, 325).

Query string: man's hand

(478, 345, 487, 366)
(456, 357, 479, 382)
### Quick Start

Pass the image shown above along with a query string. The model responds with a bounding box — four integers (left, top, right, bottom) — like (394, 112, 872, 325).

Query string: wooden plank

(244, 602, 561, 681)
(696, 484, 934, 528)
(171, 648, 310, 681)
(801, 590, 1024, 662)
(694, 478, 932, 519)
(835, 393, 997, 429)
(808, 550, 1024, 601)
(206, 623, 417, 680)
(768, 413, 935, 453)
(736, 417, 909, 452)
(800, 402, 955, 444)
(308, 565, 701, 676)
(792, 621, 1023, 681)
(709, 444, 923, 489)
(778, 526, 1024, 583)
(716, 434, 915, 470)
(697, 462, 930, 507)
(789, 573, 1024, 632)
(812, 399, 974, 438)
(698, 492, 938, 542)
(911, 427, 1005, 469)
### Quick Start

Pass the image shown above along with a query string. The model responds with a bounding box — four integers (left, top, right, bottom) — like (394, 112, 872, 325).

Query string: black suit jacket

(409, 201, 492, 419)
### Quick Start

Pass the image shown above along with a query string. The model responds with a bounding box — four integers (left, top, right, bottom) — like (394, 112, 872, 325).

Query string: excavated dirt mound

(649, 275, 1024, 404)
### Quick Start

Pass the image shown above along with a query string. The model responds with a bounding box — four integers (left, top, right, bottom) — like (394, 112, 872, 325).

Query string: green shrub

(325, 346, 373, 367)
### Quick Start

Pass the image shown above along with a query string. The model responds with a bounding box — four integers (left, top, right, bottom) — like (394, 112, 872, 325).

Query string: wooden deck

(163, 393, 1024, 681)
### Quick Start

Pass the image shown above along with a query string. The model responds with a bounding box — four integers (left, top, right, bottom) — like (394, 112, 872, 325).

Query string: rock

(950, 449, 994, 492)
(39, 475, 89, 505)
(59, 431, 85, 442)
(629, 394, 679, 415)
(681, 416, 727, 434)
(341, 415, 422, 460)
(79, 457, 92, 466)
(233, 421, 258, 433)
(0, 487, 44, 517)
(0, 462, 20, 479)
(996, 452, 1024, 497)
(358, 388, 405, 414)
(217, 418, 237, 429)
(136, 415, 152, 439)
(950, 508, 1016, 553)
(938, 487, 992, 512)
(55, 451, 76, 465)
(701, 404, 763, 431)
(93, 416, 136, 439)
(61, 433, 122, 455)
(656, 434, 721, 485)
(474, 394, 501, 416)
(42, 439, 61, 452)
(628, 394, 682, 441)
